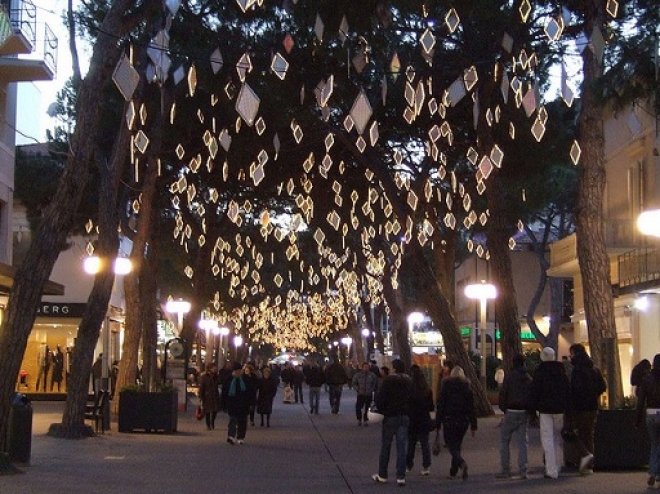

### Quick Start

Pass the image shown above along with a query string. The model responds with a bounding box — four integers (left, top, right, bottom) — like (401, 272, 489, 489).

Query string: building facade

(549, 98, 660, 397)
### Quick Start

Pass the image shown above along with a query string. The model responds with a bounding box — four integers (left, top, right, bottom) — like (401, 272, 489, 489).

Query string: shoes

(406, 467, 412, 473)
(510, 474, 527, 480)
(237, 439, 244, 445)
(544, 474, 558, 479)
(461, 462, 468, 481)
(396, 478, 406, 486)
(579, 453, 594, 473)
(421, 469, 430, 476)
(226, 437, 235, 445)
(358, 420, 362, 426)
(363, 421, 369, 427)
(649, 475, 656, 487)
(250, 421, 255, 426)
(495, 472, 511, 480)
(372, 474, 388, 483)
(446, 475, 457, 480)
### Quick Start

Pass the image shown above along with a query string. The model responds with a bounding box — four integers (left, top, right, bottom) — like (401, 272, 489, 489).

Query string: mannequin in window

(36, 344, 52, 392)
(51, 345, 64, 392)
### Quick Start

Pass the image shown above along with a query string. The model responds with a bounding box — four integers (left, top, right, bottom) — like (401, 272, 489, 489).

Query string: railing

(42, 21, 57, 75)
(2, 0, 36, 47)
(618, 246, 660, 289)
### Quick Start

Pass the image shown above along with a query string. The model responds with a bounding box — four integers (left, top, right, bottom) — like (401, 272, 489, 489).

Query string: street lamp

(219, 326, 229, 365)
(465, 282, 497, 389)
(165, 298, 191, 335)
(233, 335, 243, 362)
(198, 317, 218, 368)
(361, 327, 370, 361)
(341, 336, 353, 364)
(637, 209, 660, 237)
(407, 311, 425, 351)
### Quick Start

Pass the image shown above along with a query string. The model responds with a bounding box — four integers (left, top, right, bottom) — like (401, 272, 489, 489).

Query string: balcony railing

(618, 246, 660, 289)
(2, 0, 36, 48)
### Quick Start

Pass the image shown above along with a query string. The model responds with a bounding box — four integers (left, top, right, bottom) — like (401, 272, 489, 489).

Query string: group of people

(372, 358, 476, 487)
(197, 360, 279, 444)
(497, 344, 606, 481)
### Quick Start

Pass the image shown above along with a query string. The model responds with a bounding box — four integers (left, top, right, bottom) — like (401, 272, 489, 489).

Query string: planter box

(594, 409, 649, 470)
(118, 391, 178, 433)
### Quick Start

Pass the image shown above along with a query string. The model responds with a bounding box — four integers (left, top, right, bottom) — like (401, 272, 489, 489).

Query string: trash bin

(8, 393, 32, 464)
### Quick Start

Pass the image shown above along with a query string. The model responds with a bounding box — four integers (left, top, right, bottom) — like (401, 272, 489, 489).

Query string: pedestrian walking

(222, 361, 251, 445)
(352, 362, 378, 426)
(406, 364, 435, 476)
(372, 358, 413, 486)
(565, 343, 606, 475)
(292, 364, 305, 403)
(257, 366, 278, 427)
(635, 354, 660, 489)
(325, 358, 349, 414)
(198, 362, 221, 431)
(530, 347, 570, 479)
(306, 362, 326, 414)
(243, 363, 259, 426)
(496, 353, 532, 480)
(435, 365, 477, 481)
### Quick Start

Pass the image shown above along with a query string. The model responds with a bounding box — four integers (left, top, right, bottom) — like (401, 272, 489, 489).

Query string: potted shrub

(118, 383, 178, 433)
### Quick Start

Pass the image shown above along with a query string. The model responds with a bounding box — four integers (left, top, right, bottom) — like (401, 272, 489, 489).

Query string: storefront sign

(36, 302, 86, 318)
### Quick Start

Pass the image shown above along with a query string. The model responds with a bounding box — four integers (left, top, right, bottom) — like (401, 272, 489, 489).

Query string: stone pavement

(0, 388, 650, 494)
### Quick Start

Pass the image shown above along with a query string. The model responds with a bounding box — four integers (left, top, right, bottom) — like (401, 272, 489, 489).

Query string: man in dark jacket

(566, 343, 606, 474)
(352, 362, 378, 426)
(496, 353, 532, 480)
(372, 359, 413, 486)
(325, 359, 349, 414)
(306, 363, 326, 414)
(530, 347, 570, 479)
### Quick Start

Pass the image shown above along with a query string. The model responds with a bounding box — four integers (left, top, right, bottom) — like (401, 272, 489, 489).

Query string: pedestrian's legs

(378, 416, 398, 478)
(227, 415, 238, 439)
(499, 413, 514, 474)
(419, 430, 431, 470)
(205, 412, 213, 430)
(356, 394, 366, 422)
(512, 413, 529, 475)
(406, 431, 418, 470)
(362, 394, 372, 422)
(443, 418, 469, 476)
(647, 416, 660, 477)
(237, 414, 248, 440)
(334, 386, 343, 413)
(395, 416, 410, 479)
(211, 411, 218, 430)
(539, 413, 561, 478)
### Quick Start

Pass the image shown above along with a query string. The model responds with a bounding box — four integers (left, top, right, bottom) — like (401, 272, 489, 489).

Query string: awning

(0, 262, 65, 296)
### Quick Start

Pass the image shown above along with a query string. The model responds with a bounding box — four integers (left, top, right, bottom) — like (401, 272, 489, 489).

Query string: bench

(85, 391, 109, 433)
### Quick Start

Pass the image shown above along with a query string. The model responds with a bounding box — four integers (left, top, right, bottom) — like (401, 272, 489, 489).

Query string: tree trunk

(486, 177, 522, 371)
(382, 274, 412, 368)
(406, 246, 493, 416)
(575, 0, 623, 408)
(140, 245, 160, 392)
(0, 0, 141, 452)
(113, 158, 159, 414)
(49, 114, 128, 438)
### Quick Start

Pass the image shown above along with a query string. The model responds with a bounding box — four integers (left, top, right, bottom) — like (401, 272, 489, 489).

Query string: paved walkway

(0, 388, 651, 493)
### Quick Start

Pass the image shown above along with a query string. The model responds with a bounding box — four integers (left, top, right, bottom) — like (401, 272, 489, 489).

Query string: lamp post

(165, 299, 191, 335)
(361, 327, 370, 361)
(233, 335, 243, 362)
(465, 282, 497, 390)
(198, 317, 218, 368)
(341, 336, 353, 365)
(219, 326, 229, 366)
